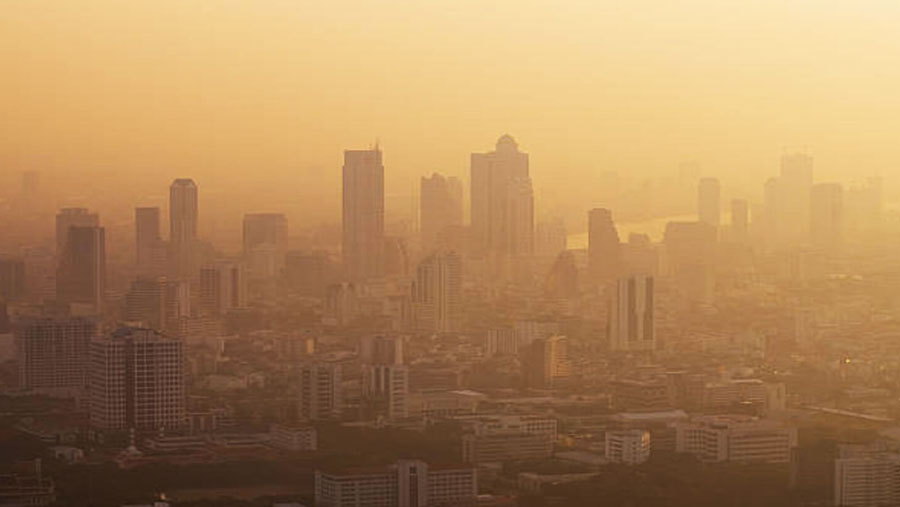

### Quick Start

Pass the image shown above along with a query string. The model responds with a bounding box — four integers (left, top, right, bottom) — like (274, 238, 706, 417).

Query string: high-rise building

(135, 207, 166, 277)
(198, 261, 246, 315)
(535, 219, 567, 260)
(608, 274, 655, 352)
(413, 251, 462, 333)
(16, 317, 96, 392)
(242, 213, 288, 285)
(663, 221, 717, 305)
(124, 277, 168, 330)
(298, 362, 343, 421)
(523, 335, 569, 389)
(544, 251, 578, 299)
(470, 135, 533, 257)
(315, 460, 477, 507)
(342, 148, 384, 281)
(588, 208, 621, 283)
(324, 282, 358, 327)
(0, 258, 26, 301)
(359, 335, 404, 365)
(56, 226, 105, 311)
(835, 442, 900, 507)
(55, 208, 99, 255)
(698, 177, 721, 228)
(779, 153, 814, 242)
(362, 363, 409, 420)
(89, 327, 185, 431)
(420, 173, 463, 252)
(169, 178, 199, 279)
(811, 183, 844, 250)
(731, 198, 749, 238)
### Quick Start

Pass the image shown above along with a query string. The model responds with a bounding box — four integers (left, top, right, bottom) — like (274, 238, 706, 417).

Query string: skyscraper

(811, 183, 844, 250)
(731, 198, 749, 238)
(135, 207, 166, 277)
(198, 260, 246, 315)
(698, 177, 721, 228)
(470, 135, 533, 257)
(342, 148, 384, 281)
(420, 173, 463, 252)
(16, 317, 96, 392)
(56, 226, 105, 311)
(55, 208, 99, 255)
(608, 274, 655, 352)
(779, 153, 814, 242)
(298, 362, 343, 421)
(169, 178, 199, 279)
(89, 327, 185, 431)
(0, 258, 26, 301)
(588, 208, 621, 283)
(124, 277, 168, 330)
(361, 363, 409, 420)
(413, 251, 463, 333)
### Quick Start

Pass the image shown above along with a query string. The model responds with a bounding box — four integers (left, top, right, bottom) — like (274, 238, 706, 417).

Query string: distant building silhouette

(198, 260, 246, 316)
(663, 221, 717, 305)
(298, 362, 343, 421)
(169, 178, 199, 279)
(811, 183, 844, 250)
(56, 225, 105, 311)
(17, 317, 96, 393)
(588, 208, 621, 283)
(420, 173, 463, 253)
(342, 148, 384, 281)
(55, 208, 98, 255)
(242, 213, 288, 288)
(135, 207, 166, 277)
(698, 177, 721, 228)
(0, 258, 26, 301)
(413, 251, 462, 333)
(730, 198, 749, 239)
(608, 274, 655, 352)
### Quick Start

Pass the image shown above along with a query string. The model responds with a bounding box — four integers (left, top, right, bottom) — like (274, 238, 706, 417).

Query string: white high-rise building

(362, 364, 409, 420)
(298, 363, 342, 421)
(413, 251, 462, 333)
(608, 274, 655, 352)
(342, 148, 384, 282)
(89, 327, 185, 431)
(835, 442, 900, 507)
(198, 260, 246, 315)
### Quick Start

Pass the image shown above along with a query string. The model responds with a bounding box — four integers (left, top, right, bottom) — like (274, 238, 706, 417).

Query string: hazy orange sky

(3, 0, 900, 222)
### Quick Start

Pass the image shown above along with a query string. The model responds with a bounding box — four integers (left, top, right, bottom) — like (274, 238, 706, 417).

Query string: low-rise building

(605, 430, 651, 465)
(270, 425, 317, 451)
(674, 415, 797, 464)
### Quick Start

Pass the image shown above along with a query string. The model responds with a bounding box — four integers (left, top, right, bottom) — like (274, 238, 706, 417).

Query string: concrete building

(362, 364, 409, 420)
(242, 213, 288, 287)
(462, 432, 554, 464)
(0, 257, 26, 301)
(16, 317, 96, 393)
(674, 415, 797, 464)
(835, 442, 900, 507)
(56, 225, 105, 311)
(269, 425, 317, 451)
(55, 208, 99, 255)
(342, 148, 384, 281)
(608, 274, 655, 352)
(198, 261, 246, 315)
(89, 327, 185, 431)
(522, 335, 569, 389)
(298, 363, 342, 421)
(605, 429, 651, 465)
(315, 459, 477, 507)
(413, 251, 462, 333)
(135, 207, 166, 277)
(587, 208, 621, 283)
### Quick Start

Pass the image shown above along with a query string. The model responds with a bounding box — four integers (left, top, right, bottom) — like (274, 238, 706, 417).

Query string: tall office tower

(663, 221, 717, 305)
(383, 236, 410, 277)
(359, 335, 404, 365)
(135, 207, 166, 277)
(362, 363, 409, 420)
(169, 178, 199, 279)
(523, 335, 569, 389)
(412, 251, 462, 333)
(56, 226, 105, 311)
(298, 362, 343, 421)
(124, 277, 167, 330)
(588, 208, 622, 283)
(608, 274, 655, 352)
(16, 317, 96, 392)
(198, 261, 246, 315)
(731, 199, 749, 238)
(622, 233, 660, 276)
(811, 183, 844, 250)
(242, 213, 288, 285)
(420, 173, 463, 252)
(55, 208, 99, 255)
(470, 135, 532, 257)
(0, 258, 26, 301)
(89, 327, 185, 431)
(324, 282, 358, 327)
(697, 177, 721, 228)
(535, 219, 567, 259)
(544, 251, 578, 299)
(342, 148, 384, 281)
(779, 153, 814, 242)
